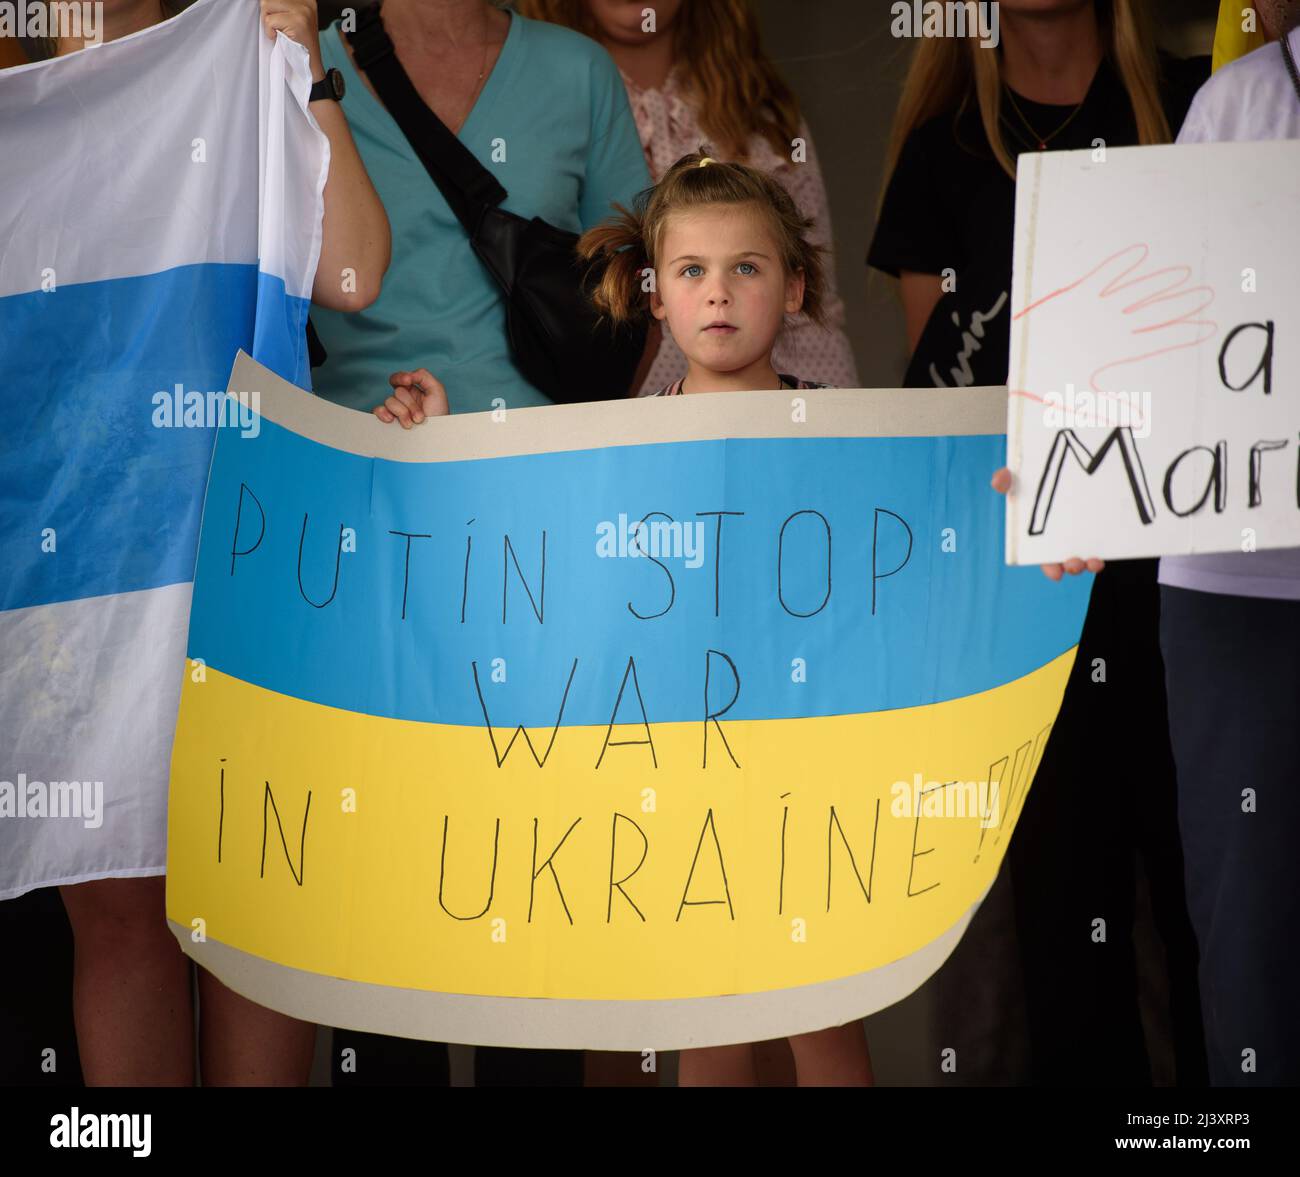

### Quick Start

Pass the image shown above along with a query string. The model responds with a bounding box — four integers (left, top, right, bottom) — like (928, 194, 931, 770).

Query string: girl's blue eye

(683, 264, 703, 278)
(736, 262, 757, 275)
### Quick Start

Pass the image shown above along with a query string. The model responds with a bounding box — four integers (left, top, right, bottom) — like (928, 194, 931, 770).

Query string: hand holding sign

(1005, 141, 1298, 564)
(991, 468, 1104, 580)
(167, 352, 1092, 1050)
(374, 368, 450, 428)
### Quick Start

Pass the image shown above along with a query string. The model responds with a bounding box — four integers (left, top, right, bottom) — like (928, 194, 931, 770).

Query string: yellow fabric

(1213, 0, 1267, 72)
(167, 651, 1075, 1001)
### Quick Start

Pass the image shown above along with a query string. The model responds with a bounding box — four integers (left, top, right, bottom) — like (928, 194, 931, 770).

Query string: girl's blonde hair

(516, 0, 801, 161)
(882, 0, 1171, 188)
(578, 150, 827, 328)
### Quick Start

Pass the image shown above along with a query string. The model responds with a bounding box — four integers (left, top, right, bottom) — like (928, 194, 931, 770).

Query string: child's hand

(374, 369, 450, 428)
(990, 467, 1105, 581)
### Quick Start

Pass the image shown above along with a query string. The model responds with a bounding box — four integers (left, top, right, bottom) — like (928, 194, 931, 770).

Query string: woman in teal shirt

(311, 0, 652, 414)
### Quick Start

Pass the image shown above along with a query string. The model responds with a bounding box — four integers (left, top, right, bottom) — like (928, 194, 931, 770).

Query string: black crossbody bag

(329, 3, 646, 404)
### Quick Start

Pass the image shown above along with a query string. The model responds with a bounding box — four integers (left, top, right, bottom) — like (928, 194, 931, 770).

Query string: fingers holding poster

(1005, 140, 1300, 564)
(166, 352, 1089, 1050)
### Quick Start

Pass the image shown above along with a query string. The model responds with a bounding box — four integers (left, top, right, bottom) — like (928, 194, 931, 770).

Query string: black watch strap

(309, 67, 345, 104)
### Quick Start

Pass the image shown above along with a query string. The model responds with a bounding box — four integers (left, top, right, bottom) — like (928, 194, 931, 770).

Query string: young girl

(373, 152, 832, 421)
(581, 151, 836, 402)
(576, 151, 874, 1086)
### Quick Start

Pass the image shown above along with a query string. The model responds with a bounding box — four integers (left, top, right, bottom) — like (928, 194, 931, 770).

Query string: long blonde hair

(882, 0, 1171, 188)
(516, 0, 801, 161)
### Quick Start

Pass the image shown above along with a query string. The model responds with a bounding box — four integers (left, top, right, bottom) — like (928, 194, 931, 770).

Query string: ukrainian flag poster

(165, 351, 1090, 1050)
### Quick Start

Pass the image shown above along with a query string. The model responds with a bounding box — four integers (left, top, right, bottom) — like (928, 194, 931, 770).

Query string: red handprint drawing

(998, 244, 1219, 579)
(1009, 243, 1219, 427)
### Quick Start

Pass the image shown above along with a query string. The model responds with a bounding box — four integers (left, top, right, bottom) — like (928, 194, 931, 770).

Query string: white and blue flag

(0, 0, 327, 898)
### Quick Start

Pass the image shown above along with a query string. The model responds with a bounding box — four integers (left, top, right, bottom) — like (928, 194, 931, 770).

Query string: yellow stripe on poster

(167, 651, 1075, 1001)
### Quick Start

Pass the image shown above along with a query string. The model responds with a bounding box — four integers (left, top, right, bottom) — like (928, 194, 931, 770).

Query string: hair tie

(698, 157, 716, 168)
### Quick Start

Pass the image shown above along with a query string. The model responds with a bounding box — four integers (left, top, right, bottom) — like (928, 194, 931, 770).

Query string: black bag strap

(1282, 30, 1300, 107)
(305, 317, 328, 368)
(346, 3, 507, 234)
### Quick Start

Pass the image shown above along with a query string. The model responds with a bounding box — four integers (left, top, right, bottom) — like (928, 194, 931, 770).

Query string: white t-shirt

(1158, 28, 1300, 601)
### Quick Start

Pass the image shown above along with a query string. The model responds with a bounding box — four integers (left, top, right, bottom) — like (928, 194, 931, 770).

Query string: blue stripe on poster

(186, 415, 1091, 725)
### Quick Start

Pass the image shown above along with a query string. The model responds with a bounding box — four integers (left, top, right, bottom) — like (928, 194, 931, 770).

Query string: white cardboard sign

(1005, 140, 1300, 563)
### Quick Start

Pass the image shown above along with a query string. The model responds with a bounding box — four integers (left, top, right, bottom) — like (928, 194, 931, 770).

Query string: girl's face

(650, 203, 805, 377)
(584, 0, 684, 45)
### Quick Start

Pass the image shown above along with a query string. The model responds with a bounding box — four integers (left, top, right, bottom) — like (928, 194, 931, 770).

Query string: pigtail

(577, 202, 651, 326)
(790, 226, 828, 330)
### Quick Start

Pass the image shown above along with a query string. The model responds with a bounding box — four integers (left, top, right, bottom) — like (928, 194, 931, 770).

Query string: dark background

(311, 0, 1219, 393)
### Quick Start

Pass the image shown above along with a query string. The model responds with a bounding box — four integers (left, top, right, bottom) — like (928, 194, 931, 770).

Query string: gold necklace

(1002, 85, 1085, 151)
(466, 5, 492, 93)
(429, 3, 492, 119)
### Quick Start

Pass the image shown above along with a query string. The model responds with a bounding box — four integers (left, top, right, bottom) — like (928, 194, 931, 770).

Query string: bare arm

(262, 1, 391, 312)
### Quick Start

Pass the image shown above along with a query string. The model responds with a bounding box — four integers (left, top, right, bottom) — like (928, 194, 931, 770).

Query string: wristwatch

(309, 68, 345, 104)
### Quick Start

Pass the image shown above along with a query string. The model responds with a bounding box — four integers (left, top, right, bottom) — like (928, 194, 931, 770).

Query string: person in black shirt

(870, 8, 1206, 389)
(868, 0, 1209, 1086)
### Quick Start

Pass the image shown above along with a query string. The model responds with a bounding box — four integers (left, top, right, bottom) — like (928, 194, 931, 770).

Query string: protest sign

(168, 351, 1089, 1049)
(1005, 140, 1300, 564)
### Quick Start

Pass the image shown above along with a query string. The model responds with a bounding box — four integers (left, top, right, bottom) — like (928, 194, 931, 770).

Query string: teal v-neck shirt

(310, 11, 651, 414)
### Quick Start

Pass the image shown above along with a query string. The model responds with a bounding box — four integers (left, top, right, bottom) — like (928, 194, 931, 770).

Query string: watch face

(330, 68, 345, 101)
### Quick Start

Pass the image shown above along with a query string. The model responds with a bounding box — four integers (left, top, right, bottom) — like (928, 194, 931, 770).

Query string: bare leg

(677, 1043, 759, 1087)
(787, 1023, 874, 1087)
(59, 876, 194, 1085)
(752, 1037, 797, 1086)
(196, 967, 316, 1086)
